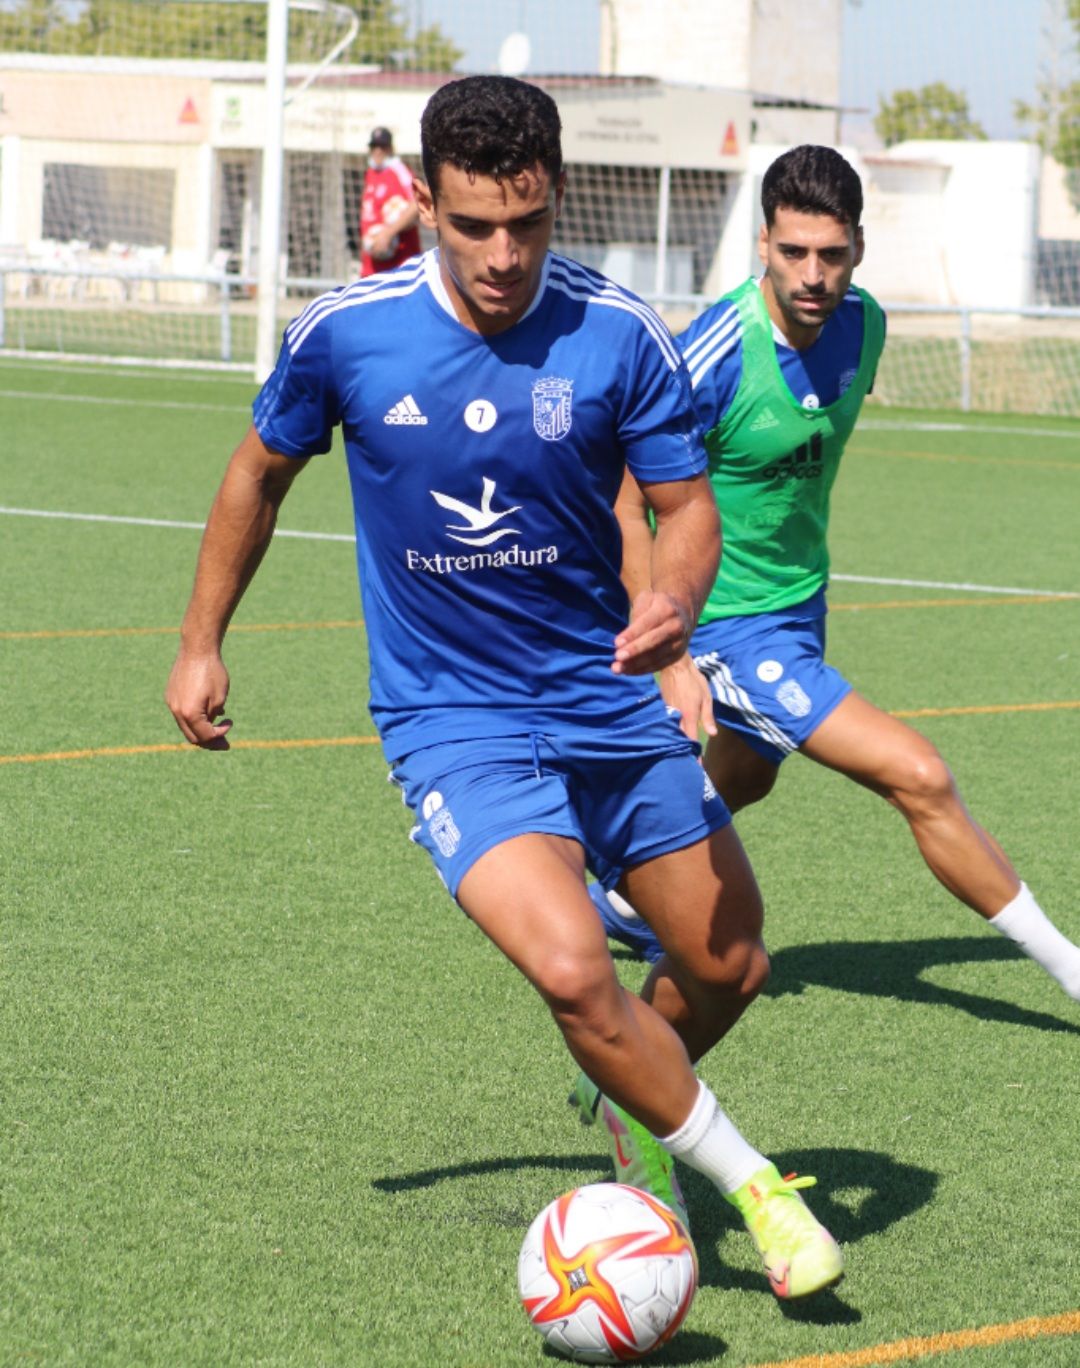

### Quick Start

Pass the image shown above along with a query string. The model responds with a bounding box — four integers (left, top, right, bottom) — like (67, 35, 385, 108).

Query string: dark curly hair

(761, 145, 863, 229)
(420, 75, 563, 196)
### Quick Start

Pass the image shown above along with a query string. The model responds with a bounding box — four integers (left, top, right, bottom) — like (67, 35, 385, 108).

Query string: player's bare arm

(612, 472, 719, 676)
(165, 426, 308, 748)
(612, 469, 717, 737)
(612, 465, 654, 603)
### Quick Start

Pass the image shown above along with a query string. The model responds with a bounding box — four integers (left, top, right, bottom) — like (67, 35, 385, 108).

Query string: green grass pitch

(2, 357, 1079, 1366)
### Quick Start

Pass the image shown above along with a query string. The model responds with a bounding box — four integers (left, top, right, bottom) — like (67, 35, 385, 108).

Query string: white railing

(880, 301, 1080, 413)
(3, 257, 1080, 418)
(0, 259, 245, 364)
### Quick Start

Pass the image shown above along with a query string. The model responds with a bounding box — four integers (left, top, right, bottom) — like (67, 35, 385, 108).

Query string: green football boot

(569, 1071, 690, 1231)
(726, 1163, 844, 1299)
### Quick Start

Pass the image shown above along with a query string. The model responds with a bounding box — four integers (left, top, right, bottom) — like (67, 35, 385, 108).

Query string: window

(42, 164, 175, 250)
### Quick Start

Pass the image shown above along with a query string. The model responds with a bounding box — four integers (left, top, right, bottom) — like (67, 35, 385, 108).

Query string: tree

(1015, 0, 1080, 209)
(874, 82, 987, 148)
(0, 0, 462, 70)
(0, 0, 76, 54)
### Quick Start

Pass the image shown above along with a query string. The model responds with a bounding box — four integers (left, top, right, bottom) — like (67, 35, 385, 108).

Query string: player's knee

(533, 948, 617, 1026)
(888, 742, 956, 816)
(693, 933, 770, 1001)
(728, 937, 770, 1000)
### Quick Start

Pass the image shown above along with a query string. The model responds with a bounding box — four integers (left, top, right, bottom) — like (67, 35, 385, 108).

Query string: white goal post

(257, 0, 289, 381)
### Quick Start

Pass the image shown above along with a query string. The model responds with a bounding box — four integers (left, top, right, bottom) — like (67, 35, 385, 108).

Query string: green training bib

(700, 277, 885, 621)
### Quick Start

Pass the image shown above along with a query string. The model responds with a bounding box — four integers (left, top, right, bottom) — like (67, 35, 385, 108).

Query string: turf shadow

(765, 935, 1080, 1034)
(371, 1151, 611, 1195)
(539, 1329, 729, 1365)
(683, 1144, 934, 1311)
(372, 1148, 935, 1246)
(373, 1146, 931, 1325)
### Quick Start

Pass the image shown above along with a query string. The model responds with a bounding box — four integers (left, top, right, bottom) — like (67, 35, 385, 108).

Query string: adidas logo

(384, 394, 428, 425)
(749, 406, 780, 431)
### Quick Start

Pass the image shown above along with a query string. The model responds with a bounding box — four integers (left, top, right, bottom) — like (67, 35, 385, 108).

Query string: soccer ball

(518, 1183, 698, 1363)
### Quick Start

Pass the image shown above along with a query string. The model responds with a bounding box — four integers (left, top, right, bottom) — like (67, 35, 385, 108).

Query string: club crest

(532, 376, 573, 442)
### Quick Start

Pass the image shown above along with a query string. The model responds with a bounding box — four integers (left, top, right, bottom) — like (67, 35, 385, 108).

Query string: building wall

(749, 0, 843, 108)
(723, 140, 1039, 310)
(9, 137, 206, 263)
(1039, 154, 1080, 241)
(858, 156, 953, 306)
(598, 0, 842, 105)
(1035, 155, 1080, 305)
(599, 0, 752, 88)
(861, 140, 1039, 308)
(0, 60, 1044, 313)
(750, 105, 838, 147)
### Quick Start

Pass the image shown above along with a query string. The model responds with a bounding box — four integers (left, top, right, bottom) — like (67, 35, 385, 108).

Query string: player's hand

(367, 224, 398, 260)
(659, 655, 716, 742)
(612, 590, 693, 675)
(164, 648, 233, 750)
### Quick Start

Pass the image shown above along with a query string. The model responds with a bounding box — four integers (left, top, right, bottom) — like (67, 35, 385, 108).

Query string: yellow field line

(749, 1308, 1080, 1368)
(3, 700, 1079, 767)
(0, 619, 364, 641)
(893, 700, 1080, 719)
(0, 735, 380, 766)
(5, 593, 1078, 643)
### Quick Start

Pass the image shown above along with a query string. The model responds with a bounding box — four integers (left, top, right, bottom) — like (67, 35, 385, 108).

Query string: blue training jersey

(254, 249, 707, 757)
(679, 280, 876, 423)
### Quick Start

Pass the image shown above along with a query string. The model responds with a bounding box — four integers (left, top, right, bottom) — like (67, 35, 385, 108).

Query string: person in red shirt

(359, 126, 422, 276)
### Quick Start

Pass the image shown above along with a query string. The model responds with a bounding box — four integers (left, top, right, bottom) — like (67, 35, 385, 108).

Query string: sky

(402, 0, 1066, 145)
(840, 0, 1048, 143)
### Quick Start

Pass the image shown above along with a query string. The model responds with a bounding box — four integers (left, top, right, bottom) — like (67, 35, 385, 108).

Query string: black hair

(761, 144, 863, 229)
(420, 75, 562, 196)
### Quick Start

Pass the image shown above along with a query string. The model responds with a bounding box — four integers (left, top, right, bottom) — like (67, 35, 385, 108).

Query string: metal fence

(3, 257, 1080, 419)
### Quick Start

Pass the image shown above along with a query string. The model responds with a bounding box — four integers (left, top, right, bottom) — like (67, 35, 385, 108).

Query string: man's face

(758, 206, 864, 346)
(368, 145, 389, 168)
(416, 161, 563, 335)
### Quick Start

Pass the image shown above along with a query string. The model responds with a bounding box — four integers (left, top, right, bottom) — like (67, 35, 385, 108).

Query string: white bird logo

(430, 477, 522, 546)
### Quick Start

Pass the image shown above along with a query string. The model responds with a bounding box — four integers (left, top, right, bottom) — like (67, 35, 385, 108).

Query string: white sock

(659, 1080, 767, 1195)
(989, 883, 1080, 1000)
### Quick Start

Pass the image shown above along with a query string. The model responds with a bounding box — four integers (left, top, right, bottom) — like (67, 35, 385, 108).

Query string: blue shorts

(388, 713, 732, 899)
(690, 590, 851, 765)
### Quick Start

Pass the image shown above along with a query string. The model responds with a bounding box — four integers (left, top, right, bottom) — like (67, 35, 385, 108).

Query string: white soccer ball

(518, 1182, 698, 1363)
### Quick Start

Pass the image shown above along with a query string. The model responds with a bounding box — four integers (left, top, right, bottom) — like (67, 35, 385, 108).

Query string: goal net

(0, 1, 739, 377)
(2, 0, 1079, 417)
(839, 0, 1080, 416)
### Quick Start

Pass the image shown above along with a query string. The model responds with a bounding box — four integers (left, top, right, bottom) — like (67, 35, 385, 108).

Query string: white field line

(0, 388, 246, 413)
(1, 505, 1077, 594)
(0, 505, 355, 543)
(2, 380, 1078, 441)
(832, 573, 1079, 598)
(860, 419, 1080, 442)
(0, 353, 250, 378)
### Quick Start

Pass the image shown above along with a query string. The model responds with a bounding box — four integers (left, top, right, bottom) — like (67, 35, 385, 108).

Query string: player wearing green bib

(697, 274, 885, 621)
(591, 145, 1080, 1005)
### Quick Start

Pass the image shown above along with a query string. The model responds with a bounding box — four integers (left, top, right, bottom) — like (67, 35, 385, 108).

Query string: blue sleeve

(618, 315, 707, 484)
(252, 310, 341, 459)
(676, 303, 741, 434)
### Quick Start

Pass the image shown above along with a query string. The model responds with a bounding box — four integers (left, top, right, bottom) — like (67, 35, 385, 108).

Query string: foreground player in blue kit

(592, 145, 1080, 1003)
(165, 80, 844, 1300)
